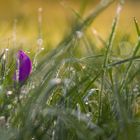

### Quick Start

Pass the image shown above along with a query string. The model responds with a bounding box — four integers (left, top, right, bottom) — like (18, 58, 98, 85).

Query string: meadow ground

(0, 0, 140, 140)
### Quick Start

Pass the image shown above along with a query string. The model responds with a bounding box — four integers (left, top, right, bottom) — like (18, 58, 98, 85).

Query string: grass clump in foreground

(0, 0, 140, 140)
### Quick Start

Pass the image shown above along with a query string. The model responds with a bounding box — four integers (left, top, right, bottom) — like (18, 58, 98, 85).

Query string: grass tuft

(0, 0, 139, 140)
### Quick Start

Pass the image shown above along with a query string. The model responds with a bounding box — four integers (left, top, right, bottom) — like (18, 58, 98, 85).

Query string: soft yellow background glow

(0, 0, 139, 49)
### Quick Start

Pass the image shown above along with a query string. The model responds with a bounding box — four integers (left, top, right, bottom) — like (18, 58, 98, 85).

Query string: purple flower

(14, 50, 32, 82)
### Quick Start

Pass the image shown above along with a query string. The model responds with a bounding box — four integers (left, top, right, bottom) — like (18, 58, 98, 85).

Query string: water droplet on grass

(5, 48, 9, 51)
(50, 78, 62, 85)
(37, 38, 43, 46)
(41, 47, 45, 50)
(76, 31, 83, 39)
(84, 88, 98, 103)
(7, 91, 13, 95)
(85, 101, 89, 105)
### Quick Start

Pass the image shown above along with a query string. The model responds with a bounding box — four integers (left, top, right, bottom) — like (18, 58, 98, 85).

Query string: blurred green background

(0, 0, 139, 49)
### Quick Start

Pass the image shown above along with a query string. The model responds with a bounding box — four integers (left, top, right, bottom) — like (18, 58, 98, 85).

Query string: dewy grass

(120, 18, 140, 93)
(99, 3, 123, 124)
(0, 0, 140, 140)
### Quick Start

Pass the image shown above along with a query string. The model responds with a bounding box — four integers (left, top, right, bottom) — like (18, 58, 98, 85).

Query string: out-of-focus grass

(0, 0, 140, 140)
(0, 0, 139, 49)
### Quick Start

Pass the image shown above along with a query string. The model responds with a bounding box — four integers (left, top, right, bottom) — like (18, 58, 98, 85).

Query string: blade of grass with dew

(35, 0, 115, 73)
(120, 18, 140, 93)
(99, 3, 123, 124)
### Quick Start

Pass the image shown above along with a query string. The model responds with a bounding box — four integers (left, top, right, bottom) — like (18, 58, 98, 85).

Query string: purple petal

(15, 50, 32, 82)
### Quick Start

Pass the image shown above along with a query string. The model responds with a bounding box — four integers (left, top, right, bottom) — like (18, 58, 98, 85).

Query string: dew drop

(76, 31, 83, 39)
(7, 91, 13, 95)
(50, 78, 62, 85)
